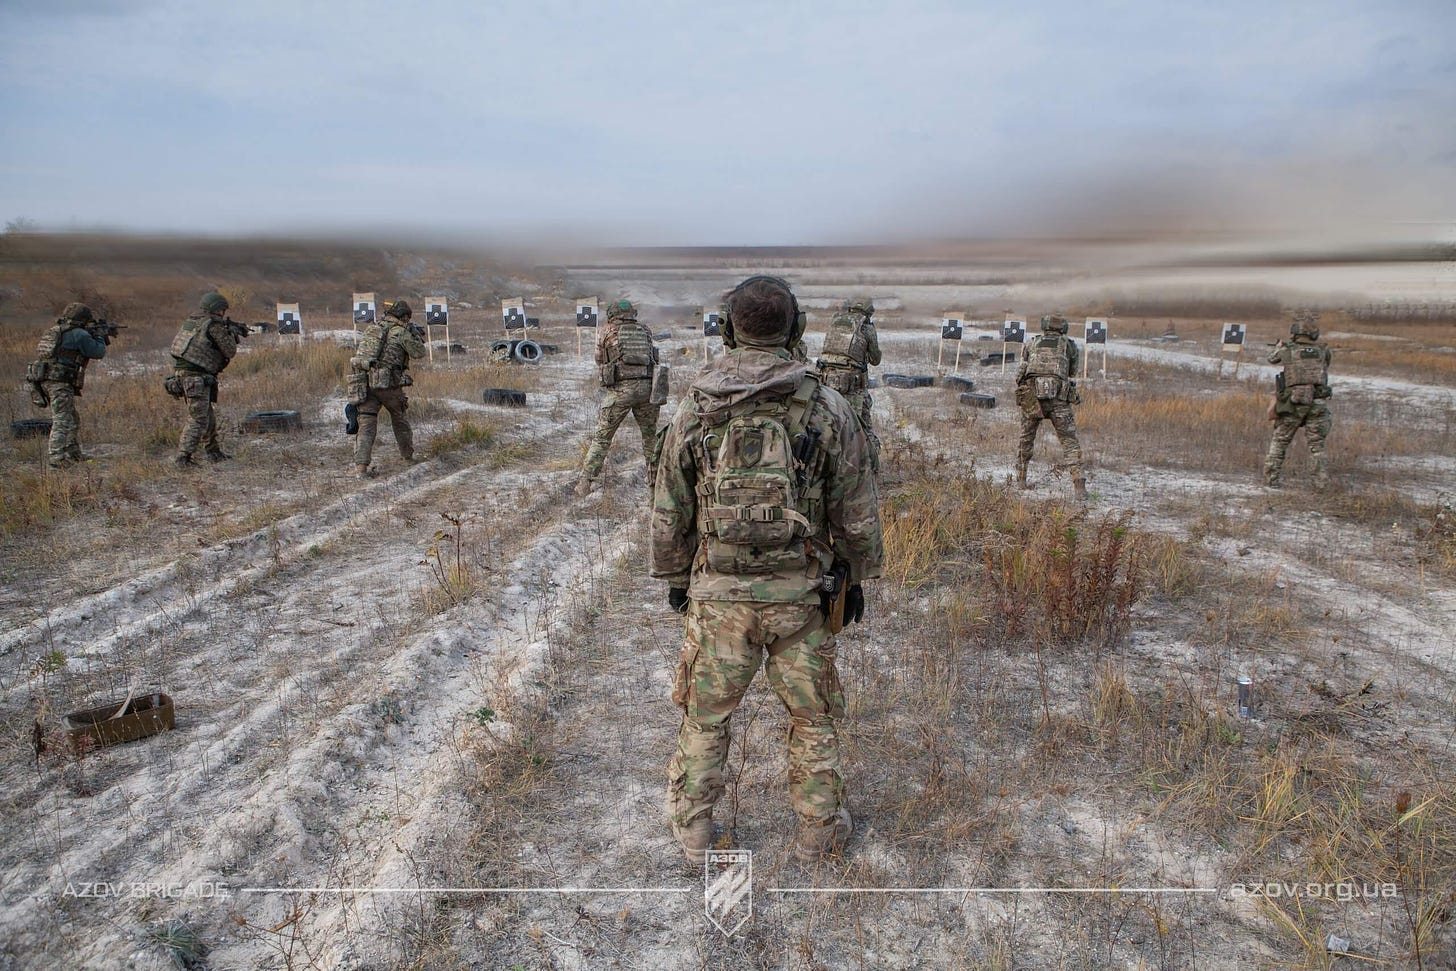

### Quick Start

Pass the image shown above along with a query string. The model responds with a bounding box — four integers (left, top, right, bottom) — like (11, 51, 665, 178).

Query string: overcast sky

(1, 0, 1453, 244)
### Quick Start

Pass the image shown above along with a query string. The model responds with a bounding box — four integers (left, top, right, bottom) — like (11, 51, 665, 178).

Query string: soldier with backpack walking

(1264, 309, 1333, 489)
(652, 275, 883, 865)
(1014, 313, 1086, 500)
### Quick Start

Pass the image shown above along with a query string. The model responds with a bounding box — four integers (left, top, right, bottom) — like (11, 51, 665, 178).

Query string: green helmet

(386, 299, 412, 320)
(844, 295, 874, 316)
(199, 292, 230, 315)
(60, 302, 94, 323)
(1041, 313, 1069, 334)
(606, 299, 637, 322)
(1289, 309, 1320, 339)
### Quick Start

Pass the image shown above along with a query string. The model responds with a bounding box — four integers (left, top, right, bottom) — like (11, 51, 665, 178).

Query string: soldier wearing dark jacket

(28, 302, 108, 468)
(169, 292, 241, 467)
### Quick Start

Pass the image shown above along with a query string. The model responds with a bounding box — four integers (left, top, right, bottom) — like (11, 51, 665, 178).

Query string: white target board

(575, 298, 599, 328)
(1085, 318, 1108, 344)
(1002, 318, 1027, 343)
(425, 298, 448, 327)
(941, 316, 964, 341)
(703, 309, 722, 337)
(352, 292, 376, 326)
(1222, 322, 1247, 345)
(502, 297, 526, 332)
(277, 302, 303, 335)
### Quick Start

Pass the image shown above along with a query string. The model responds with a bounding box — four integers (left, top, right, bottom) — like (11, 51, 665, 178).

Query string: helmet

(1290, 309, 1320, 339)
(386, 299, 412, 320)
(199, 292, 230, 314)
(606, 299, 637, 322)
(844, 295, 875, 316)
(1041, 313, 1069, 334)
(60, 302, 94, 323)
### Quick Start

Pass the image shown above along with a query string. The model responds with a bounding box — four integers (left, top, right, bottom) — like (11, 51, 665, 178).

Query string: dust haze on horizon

(1, 0, 1453, 247)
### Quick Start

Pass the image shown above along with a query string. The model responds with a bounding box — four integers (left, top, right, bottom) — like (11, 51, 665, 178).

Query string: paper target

(703, 310, 722, 337)
(576, 298, 599, 328)
(277, 302, 302, 335)
(425, 298, 448, 327)
(502, 297, 526, 332)
(1085, 318, 1108, 344)
(1222, 322, 1247, 345)
(941, 317, 963, 341)
(352, 292, 376, 325)
(1002, 318, 1027, 343)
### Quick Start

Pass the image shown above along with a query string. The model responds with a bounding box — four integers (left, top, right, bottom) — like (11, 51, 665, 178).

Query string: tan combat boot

(357, 464, 376, 479)
(671, 816, 712, 866)
(792, 806, 854, 864)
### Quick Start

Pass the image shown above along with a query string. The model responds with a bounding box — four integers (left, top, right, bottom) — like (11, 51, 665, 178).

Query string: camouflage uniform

(1015, 318, 1085, 498)
(815, 297, 882, 467)
(350, 302, 426, 474)
(652, 339, 883, 854)
(29, 303, 107, 468)
(578, 301, 660, 492)
(170, 294, 242, 465)
(1264, 314, 1333, 488)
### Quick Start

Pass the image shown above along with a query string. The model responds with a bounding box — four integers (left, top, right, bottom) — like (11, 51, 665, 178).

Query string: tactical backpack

(1282, 343, 1328, 406)
(697, 376, 819, 575)
(600, 320, 656, 387)
(354, 323, 411, 393)
(171, 317, 226, 373)
(818, 313, 870, 394)
(1025, 334, 1071, 401)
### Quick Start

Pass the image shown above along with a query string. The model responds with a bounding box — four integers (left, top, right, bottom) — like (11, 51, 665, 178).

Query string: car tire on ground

(882, 373, 935, 389)
(482, 389, 528, 408)
(512, 339, 543, 364)
(10, 418, 53, 439)
(239, 410, 303, 433)
(959, 392, 997, 409)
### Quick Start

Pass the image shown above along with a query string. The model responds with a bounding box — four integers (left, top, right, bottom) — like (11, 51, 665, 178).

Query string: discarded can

(1325, 933, 1350, 955)
(1237, 677, 1254, 718)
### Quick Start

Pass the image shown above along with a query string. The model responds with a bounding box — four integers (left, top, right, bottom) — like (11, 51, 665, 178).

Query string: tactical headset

(720, 275, 805, 350)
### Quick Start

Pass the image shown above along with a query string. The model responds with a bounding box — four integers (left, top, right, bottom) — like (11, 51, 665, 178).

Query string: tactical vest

(1025, 334, 1071, 400)
(171, 316, 226, 373)
(694, 376, 820, 575)
(29, 321, 84, 385)
(601, 319, 655, 385)
(818, 313, 870, 394)
(1281, 341, 1329, 406)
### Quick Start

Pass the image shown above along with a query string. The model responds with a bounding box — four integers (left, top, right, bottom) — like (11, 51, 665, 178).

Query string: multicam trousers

(1264, 404, 1331, 486)
(177, 373, 221, 459)
(583, 379, 660, 478)
(842, 388, 880, 472)
(1017, 397, 1083, 478)
(42, 380, 81, 466)
(354, 386, 413, 467)
(668, 599, 846, 829)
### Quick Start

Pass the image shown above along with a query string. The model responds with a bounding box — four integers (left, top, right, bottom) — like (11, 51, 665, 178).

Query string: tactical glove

(845, 585, 865, 624)
(668, 587, 689, 613)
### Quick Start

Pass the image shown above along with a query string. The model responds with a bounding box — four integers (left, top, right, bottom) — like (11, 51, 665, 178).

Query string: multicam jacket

(651, 347, 883, 603)
(171, 312, 239, 376)
(352, 315, 426, 388)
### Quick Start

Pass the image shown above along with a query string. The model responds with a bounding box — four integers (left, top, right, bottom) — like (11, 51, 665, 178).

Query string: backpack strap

(785, 373, 819, 440)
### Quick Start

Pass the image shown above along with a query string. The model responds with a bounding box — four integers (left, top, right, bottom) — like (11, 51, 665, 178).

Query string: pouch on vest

(347, 371, 370, 403)
(163, 374, 185, 398)
(820, 367, 864, 395)
(1289, 384, 1315, 406)
(599, 363, 619, 388)
(650, 364, 670, 405)
(700, 379, 817, 576)
(25, 361, 50, 384)
(1033, 374, 1062, 401)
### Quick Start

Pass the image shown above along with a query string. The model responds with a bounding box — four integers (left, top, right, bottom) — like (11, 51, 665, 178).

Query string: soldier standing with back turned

(652, 275, 883, 866)
(815, 296, 882, 469)
(27, 302, 109, 469)
(577, 299, 661, 496)
(1264, 309, 1333, 489)
(1014, 313, 1086, 500)
(349, 299, 426, 478)
(169, 292, 244, 467)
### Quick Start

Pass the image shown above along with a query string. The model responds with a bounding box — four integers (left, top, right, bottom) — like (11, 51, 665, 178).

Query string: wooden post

(1002, 341, 1009, 375)
(577, 328, 583, 359)
(937, 338, 945, 371)
(953, 341, 962, 374)
(1233, 344, 1244, 379)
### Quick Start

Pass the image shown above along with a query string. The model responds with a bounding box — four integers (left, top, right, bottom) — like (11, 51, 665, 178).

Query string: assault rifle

(223, 318, 250, 341)
(87, 319, 125, 344)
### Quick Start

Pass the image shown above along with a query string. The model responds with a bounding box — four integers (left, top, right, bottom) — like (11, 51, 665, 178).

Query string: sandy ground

(2, 254, 1454, 970)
